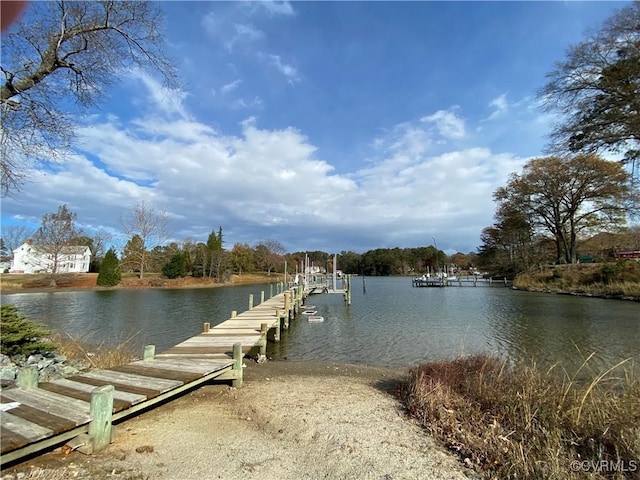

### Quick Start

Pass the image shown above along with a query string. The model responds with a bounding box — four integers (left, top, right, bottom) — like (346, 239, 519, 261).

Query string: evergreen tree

(162, 252, 186, 279)
(97, 248, 121, 286)
(1, 305, 56, 356)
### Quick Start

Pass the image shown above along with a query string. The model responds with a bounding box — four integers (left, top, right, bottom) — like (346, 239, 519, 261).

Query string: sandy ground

(1, 361, 472, 480)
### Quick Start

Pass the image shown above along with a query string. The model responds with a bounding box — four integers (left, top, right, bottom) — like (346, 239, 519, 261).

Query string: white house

(10, 241, 91, 274)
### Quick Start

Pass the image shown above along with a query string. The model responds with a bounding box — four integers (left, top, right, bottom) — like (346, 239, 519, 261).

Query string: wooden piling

(17, 366, 38, 389)
(274, 317, 281, 342)
(249, 294, 254, 311)
(284, 291, 291, 317)
(231, 310, 237, 318)
(203, 322, 210, 333)
(232, 343, 243, 388)
(260, 291, 265, 304)
(87, 385, 114, 452)
(143, 345, 155, 361)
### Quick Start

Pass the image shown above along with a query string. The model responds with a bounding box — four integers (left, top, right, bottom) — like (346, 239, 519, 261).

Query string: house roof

(16, 242, 91, 255)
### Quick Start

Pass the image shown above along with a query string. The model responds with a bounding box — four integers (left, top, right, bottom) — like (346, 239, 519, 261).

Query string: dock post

(231, 310, 237, 318)
(284, 291, 291, 318)
(270, 284, 273, 298)
(274, 316, 281, 342)
(257, 323, 268, 363)
(232, 343, 243, 388)
(88, 385, 114, 452)
(17, 366, 38, 389)
(203, 322, 210, 333)
(261, 291, 265, 304)
(249, 294, 254, 310)
(143, 345, 155, 361)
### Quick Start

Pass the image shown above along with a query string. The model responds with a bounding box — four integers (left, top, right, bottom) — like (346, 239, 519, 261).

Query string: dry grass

(514, 262, 640, 299)
(51, 332, 138, 369)
(399, 354, 640, 479)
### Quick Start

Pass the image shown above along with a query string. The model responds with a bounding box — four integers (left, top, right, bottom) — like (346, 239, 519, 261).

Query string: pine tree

(162, 252, 186, 279)
(97, 248, 121, 286)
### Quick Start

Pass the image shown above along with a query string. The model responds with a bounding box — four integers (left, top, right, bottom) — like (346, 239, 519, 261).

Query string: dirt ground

(0, 361, 472, 480)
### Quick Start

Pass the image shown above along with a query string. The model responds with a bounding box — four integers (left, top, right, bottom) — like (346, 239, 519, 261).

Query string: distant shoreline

(0, 272, 282, 295)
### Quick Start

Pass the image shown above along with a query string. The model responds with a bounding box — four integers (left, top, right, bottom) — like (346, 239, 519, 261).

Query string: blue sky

(0, 1, 629, 255)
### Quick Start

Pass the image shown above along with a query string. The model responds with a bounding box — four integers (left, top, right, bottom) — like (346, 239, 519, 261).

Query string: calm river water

(2, 277, 639, 372)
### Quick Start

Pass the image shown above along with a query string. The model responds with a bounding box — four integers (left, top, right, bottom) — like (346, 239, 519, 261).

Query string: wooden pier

(412, 275, 511, 287)
(0, 282, 313, 466)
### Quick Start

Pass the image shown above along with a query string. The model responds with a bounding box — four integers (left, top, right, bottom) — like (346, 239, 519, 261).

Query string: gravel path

(1, 362, 471, 480)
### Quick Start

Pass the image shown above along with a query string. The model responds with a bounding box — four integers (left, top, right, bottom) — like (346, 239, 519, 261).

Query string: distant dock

(412, 275, 511, 287)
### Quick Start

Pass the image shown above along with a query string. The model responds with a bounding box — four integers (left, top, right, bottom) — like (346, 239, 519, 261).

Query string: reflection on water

(3, 278, 639, 370)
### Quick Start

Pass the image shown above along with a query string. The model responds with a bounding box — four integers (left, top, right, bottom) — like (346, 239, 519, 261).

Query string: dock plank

(1, 426, 30, 454)
(49, 379, 147, 405)
(2, 389, 90, 425)
(0, 412, 53, 443)
(128, 359, 233, 374)
(110, 364, 202, 383)
(68, 375, 161, 398)
(0, 397, 76, 435)
(38, 383, 131, 413)
(76, 370, 182, 393)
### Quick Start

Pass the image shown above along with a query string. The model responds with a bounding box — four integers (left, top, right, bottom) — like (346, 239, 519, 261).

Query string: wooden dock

(412, 275, 511, 287)
(0, 284, 310, 466)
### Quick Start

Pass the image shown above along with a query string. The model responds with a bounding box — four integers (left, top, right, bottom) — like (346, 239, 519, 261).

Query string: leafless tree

(120, 200, 170, 279)
(1, 1, 178, 195)
(33, 204, 80, 284)
(540, 2, 640, 181)
(0, 224, 33, 258)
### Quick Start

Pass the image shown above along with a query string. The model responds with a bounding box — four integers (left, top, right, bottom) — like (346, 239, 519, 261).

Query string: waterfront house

(10, 241, 91, 274)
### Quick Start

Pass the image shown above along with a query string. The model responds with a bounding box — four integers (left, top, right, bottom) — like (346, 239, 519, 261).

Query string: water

(2, 277, 639, 371)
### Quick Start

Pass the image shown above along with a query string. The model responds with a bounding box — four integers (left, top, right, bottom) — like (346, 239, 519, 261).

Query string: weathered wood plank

(173, 337, 260, 346)
(204, 328, 261, 334)
(67, 375, 160, 398)
(160, 346, 251, 355)
(2, 389, 90, 425)
(0, 412, 53, 443)
(0, 395, 77, 434)
(110, 365, 201, 383)
(37, 383, 130, 413)
(156, 349, 236, 360)
(77, 370, 182, 393)
(49, 378, 147, 405)
(1, 426, 30, 454)
(128, 359, 232, 374)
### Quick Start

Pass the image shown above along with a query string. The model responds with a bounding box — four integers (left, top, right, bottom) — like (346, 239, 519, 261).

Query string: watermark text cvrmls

(570, 459, 638, 474)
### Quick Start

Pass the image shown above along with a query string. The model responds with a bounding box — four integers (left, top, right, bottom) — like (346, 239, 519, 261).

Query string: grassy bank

(399, 354, 640, 479)
(513, 262, 640, 300)
(0, 272, 283, 292)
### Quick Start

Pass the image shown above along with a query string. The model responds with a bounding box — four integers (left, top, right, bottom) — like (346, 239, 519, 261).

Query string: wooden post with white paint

(143, 345, 155, 361)
(16, 366, 38, 389)
(232, 343, 243, 388)
(86, 385, 114, 453)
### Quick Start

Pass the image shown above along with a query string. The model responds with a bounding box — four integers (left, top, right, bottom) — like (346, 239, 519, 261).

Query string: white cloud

(485, 93, 509, 121)
(129, 71, 190, 120)
(257, 1, 295, 16)
(420, 110, 466, 140)
(220, 79, 243, 95)
(267, 54, 300, 84)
